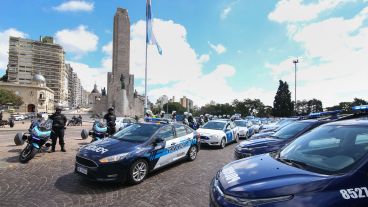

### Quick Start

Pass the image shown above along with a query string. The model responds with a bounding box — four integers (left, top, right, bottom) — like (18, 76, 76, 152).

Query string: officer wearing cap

(104, 107, 116, 135)
(49, 105, 67, 152)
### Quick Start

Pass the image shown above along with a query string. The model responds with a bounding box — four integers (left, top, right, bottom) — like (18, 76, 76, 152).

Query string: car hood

(250, 131, 275, 139)
(197, 128, 223, 136)
(78, 138, 141, 160)
(237, 127, 248, 131)
(217, 154, 332, 198)
(238, 137, 281, 148)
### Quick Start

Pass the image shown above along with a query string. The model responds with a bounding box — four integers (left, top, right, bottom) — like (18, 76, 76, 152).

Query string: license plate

(77, 166, 88, 175)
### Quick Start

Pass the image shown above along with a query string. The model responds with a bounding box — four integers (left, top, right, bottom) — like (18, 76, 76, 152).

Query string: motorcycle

(81, 119, 108, 142)
(16, 119, 53, 163)
(67, 117, 82, 126)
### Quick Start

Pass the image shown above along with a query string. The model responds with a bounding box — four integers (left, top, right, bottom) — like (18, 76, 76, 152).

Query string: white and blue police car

(197, 120, 239, 148)
(75, 118, 200, 184)
(210, 106, 368, 207)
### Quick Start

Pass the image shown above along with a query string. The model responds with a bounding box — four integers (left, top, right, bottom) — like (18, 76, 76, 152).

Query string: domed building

(0, 73, 54, 113)
(88, 84, 102, 108)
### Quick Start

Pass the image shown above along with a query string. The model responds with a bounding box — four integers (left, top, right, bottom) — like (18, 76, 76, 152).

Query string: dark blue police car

(75, 119, 200, 184)
(210, 106, 368, 207)
(234, 119, 328, 159)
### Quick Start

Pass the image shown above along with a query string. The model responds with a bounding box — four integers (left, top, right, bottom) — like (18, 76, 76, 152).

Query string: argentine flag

(146, 0, 162, 55)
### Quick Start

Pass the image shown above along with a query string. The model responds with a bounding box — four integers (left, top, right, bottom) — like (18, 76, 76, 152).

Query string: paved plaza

(0, 122, 236, 207)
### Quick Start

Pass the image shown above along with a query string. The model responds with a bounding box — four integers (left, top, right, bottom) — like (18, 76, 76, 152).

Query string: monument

(94, 8, 144, 117)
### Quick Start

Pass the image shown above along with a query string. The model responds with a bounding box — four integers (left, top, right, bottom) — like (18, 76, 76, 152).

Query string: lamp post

(293, 59, 299, 112)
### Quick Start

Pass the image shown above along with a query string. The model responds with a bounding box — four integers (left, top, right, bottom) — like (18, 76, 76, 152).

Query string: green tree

(307, 99, 323, 114)
(272, 80, 294, 117)
(295, 100, 309, 115)
(163, 102, 186, 114)
(0, 88, 23, 106)
(351, 98, 367, 106)
(0, 69, 8, 82)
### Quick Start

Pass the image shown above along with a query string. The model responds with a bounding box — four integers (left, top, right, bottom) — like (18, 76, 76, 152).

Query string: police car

(210, 106, 368, 207)
(234, 111, 341, 160)
(234, 120, 252, 139)
(75, 118, 200, 184)
(197, 120, 239, 148)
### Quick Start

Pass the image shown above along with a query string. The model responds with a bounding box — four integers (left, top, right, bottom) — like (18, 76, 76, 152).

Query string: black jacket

(104, 113, 116, 126)
(49, 113, 67, 128)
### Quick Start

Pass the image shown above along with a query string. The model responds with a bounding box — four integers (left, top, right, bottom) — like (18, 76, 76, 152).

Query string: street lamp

(293, 59, 299, 112)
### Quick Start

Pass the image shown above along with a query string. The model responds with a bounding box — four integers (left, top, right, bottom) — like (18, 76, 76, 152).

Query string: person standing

(104, 107, 116, 135)
(49, 106, 67, 152)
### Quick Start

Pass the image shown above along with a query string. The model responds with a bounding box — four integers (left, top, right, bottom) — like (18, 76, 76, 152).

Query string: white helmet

(189, 113, 192, 117)
(160, 111, 165, 115)
(184, 112, 189, 116)
(172, 111, 177, 115)
(146, 110, 153, 115)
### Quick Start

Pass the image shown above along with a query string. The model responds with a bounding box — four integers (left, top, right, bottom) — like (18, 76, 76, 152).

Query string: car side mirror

(154, 137, 165, 144)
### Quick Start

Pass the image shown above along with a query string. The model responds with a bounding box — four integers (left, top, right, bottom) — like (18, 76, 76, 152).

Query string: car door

(225, 123, 233, 142)
(172, 124, 192, 161)
(152, 125, 177, 170)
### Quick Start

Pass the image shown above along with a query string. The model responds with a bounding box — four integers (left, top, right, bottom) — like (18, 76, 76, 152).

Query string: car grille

(76, 156, 98, 167)
(234, 150, 251, 159)
(201, 136, 210, 140)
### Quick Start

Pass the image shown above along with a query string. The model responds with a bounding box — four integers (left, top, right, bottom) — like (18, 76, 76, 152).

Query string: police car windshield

(234, 120, 247, 127)
(111, 124, 160, 142)
(279, 125, 368, 174)
(202, 122, 226, 130)
(272, 122, 310, 139)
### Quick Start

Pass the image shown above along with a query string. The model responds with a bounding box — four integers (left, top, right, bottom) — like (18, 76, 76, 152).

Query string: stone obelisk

(108, 8, 134, 116)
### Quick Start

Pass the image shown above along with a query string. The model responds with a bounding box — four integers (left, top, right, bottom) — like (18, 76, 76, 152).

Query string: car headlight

(210, 134, 221, 139)
(224, 194, 293, 207)
(99, 153, 129, 163)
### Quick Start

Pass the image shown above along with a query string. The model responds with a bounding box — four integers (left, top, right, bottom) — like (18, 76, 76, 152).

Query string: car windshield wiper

(278, 158, 309, 169)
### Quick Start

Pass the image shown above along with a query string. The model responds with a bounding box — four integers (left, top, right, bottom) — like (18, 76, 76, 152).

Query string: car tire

(234, 134, 239, 143)
(187, 145, 198, 161)
(219, 137, 226, 149)
(128, 159, 148, 185)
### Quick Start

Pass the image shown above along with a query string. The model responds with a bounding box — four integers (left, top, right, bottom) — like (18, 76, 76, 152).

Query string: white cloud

(0, 28, 27, 71)
(198, 54, 210, 63)
(267, 6, 368, 106)
(53, 0, 94, 12)
(55, 25, 98, 58)
(208, 42, 227, 54)
(221, 6, 232, 20)
(268, 0, 351, 23)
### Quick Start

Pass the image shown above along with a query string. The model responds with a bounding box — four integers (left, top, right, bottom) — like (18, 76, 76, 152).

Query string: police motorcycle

(81, 119, 108, 142)
(15, 119, 53, 163)
(67, 116, 82, 126)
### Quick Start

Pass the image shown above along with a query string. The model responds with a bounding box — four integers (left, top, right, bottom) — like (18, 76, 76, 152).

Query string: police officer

(171, 111, 177, 122)
(160, 111, 165, 119)
(104, 107, 116, 135)
(49, 106, 67, 152)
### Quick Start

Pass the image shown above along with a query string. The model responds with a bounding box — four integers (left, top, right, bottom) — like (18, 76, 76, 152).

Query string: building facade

(7, 36, 68, 105)
(180, 96, 193, 111)
(0, 74, 54, 113)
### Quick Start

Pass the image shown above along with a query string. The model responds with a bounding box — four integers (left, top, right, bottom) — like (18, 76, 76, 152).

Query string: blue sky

(1, 0, 368, 106)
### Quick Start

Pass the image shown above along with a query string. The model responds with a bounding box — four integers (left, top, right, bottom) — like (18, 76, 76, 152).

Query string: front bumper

(234, 149, 252, 160)
(74, 156, 131, 182)
(200, 136, 222, 146)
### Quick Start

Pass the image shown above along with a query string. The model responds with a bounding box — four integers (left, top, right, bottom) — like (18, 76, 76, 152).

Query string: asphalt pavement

(0, 125, 237, 207)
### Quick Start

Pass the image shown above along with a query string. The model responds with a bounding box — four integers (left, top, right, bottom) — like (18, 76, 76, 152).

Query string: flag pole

(144, 2, 148, 115)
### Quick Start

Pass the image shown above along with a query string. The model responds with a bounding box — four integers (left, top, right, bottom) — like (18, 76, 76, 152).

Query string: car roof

(209, 120, 228, 123)
(323, 117, 368, 127)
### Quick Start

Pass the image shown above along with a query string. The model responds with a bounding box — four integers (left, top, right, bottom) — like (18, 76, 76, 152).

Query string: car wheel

(187, 145, 198, 161)
(234, 134, 239, 143)
(219, 138, 226, 149)
(128, 159, 148, 185)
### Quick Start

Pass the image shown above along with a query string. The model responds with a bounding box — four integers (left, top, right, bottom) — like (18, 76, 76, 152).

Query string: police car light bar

(144, 117, 169, 124)
(352, 105, 368, 111)
(308, 110, 341, 118)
